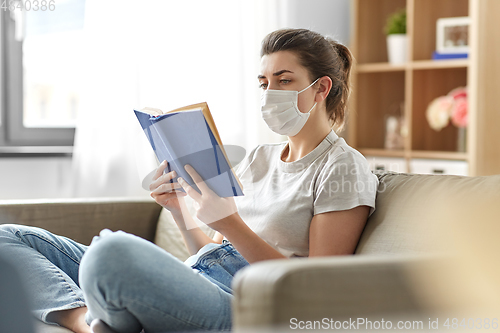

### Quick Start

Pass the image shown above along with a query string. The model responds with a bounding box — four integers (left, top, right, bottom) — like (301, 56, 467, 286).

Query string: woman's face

(259, 51, 318, 114)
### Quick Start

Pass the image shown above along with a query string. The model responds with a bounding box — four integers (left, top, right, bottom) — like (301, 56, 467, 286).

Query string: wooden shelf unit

(348, 0, 500, 176)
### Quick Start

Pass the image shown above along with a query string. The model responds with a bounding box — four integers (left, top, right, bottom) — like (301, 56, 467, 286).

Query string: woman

(0, 28, 378, 333)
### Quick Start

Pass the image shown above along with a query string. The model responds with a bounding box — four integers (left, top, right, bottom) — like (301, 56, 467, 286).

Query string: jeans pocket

(191, 243, 249, 292)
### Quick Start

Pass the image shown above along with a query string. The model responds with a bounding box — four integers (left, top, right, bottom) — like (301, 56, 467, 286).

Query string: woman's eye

(259, 83, 268, 89)
(280, 79, 291, 85)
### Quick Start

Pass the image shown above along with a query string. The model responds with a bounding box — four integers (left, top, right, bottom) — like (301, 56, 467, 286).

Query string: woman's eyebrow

(257, 69, 294, 79)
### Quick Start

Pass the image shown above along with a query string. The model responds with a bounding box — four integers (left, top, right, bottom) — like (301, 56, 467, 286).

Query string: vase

(457, 127, 467, 152)
(387, 34, 407, 65)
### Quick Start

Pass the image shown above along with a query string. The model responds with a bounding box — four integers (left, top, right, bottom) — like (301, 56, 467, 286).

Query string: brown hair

(261, 28, 353, 130)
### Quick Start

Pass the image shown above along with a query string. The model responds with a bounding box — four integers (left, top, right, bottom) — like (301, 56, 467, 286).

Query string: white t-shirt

(233, 130, 378, 258)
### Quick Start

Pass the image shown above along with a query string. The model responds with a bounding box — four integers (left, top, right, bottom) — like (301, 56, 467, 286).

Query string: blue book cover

(432, 51, 468, 60)
(134, 102, 243, 198)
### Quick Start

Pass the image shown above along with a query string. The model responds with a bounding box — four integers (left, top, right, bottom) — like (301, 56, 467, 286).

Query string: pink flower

(448, 86, 467, 101)
(448, 86, 468, 128)
(426, 96, 454, 131)
(451, 97, 468, 128)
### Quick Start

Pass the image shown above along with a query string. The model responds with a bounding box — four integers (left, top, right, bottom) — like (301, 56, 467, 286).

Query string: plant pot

(387, 34, 407, 64)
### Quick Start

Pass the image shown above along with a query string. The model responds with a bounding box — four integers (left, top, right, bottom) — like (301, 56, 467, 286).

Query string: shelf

(359, 148, 406, 158)
(411, 59, 469, 70)
(357, 63, 406, 73)
(351, 0, 500, 176)
(410, 151, 468, 161)
(411, 68, 467, 151)
(359, 149, 467, 161)
(412, 0, 469, 61)
(356, 59, 469, 73)
(355, 71, 405, 149)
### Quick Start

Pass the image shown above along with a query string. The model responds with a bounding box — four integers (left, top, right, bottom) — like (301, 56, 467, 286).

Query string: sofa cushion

(154, 196, 216, 261)
(355, 172, 500, 255)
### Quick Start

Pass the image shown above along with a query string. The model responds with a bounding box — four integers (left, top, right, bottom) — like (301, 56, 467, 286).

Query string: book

(134, 102, 243, 198)
(432, 50, 468, 60)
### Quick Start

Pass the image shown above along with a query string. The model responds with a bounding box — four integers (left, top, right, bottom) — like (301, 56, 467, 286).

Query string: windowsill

(0, 146, 73, 158)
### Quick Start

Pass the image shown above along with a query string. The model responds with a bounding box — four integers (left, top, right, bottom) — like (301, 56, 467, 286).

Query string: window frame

(0, 9, 75, 148)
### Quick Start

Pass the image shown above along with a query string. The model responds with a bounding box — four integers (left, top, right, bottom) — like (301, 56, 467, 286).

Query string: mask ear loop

(298, 78, 320, 94)
(306, 102, 317, 114)
(298, 78, 320, 114)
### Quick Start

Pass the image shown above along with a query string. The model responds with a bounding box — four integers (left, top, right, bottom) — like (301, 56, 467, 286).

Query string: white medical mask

(260, 78, 319, 136)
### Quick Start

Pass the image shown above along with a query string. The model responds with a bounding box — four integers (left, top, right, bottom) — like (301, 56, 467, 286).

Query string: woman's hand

(177, 164, 239, 230)
(150, 160, 187, 216)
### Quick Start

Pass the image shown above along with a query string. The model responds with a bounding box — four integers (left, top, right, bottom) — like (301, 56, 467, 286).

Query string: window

(0, 0, 85, 147)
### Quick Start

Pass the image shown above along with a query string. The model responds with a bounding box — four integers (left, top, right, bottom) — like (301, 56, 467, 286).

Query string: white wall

(285, 0, 351, 45)
(0, 157, 73, 200)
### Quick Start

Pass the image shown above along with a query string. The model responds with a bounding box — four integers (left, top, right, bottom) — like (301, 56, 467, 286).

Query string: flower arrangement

(426, 86, 468, 131)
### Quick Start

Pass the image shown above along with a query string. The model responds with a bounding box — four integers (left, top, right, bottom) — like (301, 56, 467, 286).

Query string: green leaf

(384, 8, 407, 35)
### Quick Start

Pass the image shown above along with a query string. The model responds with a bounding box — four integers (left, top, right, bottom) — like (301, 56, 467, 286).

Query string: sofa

(1, 172, 499, 333)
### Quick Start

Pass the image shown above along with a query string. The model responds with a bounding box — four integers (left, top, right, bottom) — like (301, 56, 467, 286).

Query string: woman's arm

(169, 200, 223, 255)
(177, 165, 286, 263)
(308, 206, 370, 257)
(150, 160, 222, 256)
(210, 214, 286, 263)
(215, 206, 369, 261)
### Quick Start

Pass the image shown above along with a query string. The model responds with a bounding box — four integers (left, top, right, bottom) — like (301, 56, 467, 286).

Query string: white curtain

(71, 0, 289, 197)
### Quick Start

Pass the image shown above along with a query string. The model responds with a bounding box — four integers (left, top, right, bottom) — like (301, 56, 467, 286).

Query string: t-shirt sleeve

(313, 150, 378, 216)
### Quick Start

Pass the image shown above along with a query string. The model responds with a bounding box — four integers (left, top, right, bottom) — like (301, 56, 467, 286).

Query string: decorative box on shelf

(432, 51, 468, 60)
(365, 156, 407, 175)
(410, 159, 468, 176)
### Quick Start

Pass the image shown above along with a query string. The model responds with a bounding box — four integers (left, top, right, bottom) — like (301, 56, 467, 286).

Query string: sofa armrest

(232, 255, 440, 331)
(0, 197, 162, 245)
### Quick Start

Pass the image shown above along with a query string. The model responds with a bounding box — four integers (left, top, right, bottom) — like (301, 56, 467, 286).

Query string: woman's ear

(315, 76, 333, 103)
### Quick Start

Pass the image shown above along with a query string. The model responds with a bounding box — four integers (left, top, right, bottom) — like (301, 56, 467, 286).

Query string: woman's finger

(152, 160, 168, 182)
(151, 191, 187, 206)
(151, 189, 187, 199)
(149, 170, 177, 191)
(184, 164, 211, 194)
(177, 177, 202, 202)
(151, 181, 183, 194)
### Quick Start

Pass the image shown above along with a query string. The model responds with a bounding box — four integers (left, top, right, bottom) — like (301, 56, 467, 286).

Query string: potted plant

(384, 8, 407, 64)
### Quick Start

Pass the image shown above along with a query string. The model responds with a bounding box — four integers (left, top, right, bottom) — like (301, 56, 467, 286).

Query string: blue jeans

(0, 224, 250, 332)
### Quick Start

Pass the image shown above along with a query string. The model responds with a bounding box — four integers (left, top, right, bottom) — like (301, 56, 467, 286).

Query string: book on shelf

(432, 50, 468, 60)
(134, 102, 244, 198)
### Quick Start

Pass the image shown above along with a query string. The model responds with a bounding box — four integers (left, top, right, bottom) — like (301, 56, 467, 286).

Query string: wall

(285, 0, 351, 45)
(0, 157, 73, 200)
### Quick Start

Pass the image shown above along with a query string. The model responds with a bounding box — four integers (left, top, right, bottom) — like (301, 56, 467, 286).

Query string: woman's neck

(281, 109, 332, 162)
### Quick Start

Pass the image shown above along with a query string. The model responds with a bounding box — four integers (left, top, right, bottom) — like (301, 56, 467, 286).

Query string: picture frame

(436, 16, 470, 54)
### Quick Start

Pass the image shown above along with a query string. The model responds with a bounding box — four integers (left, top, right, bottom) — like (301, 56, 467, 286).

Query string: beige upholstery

(0, 197, 162, 245)
(232, 254, 442, 330)
(232, 172, 500, 330)
(356, 173, 500, 255)
(355, 172, 500, 255)
(154, 197, 216, 261)
(1, 173, 499, 332)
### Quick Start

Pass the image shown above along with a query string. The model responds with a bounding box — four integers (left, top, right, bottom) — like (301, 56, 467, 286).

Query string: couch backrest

(355, 172, 500, 255)
(0, 198, 162, 245)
